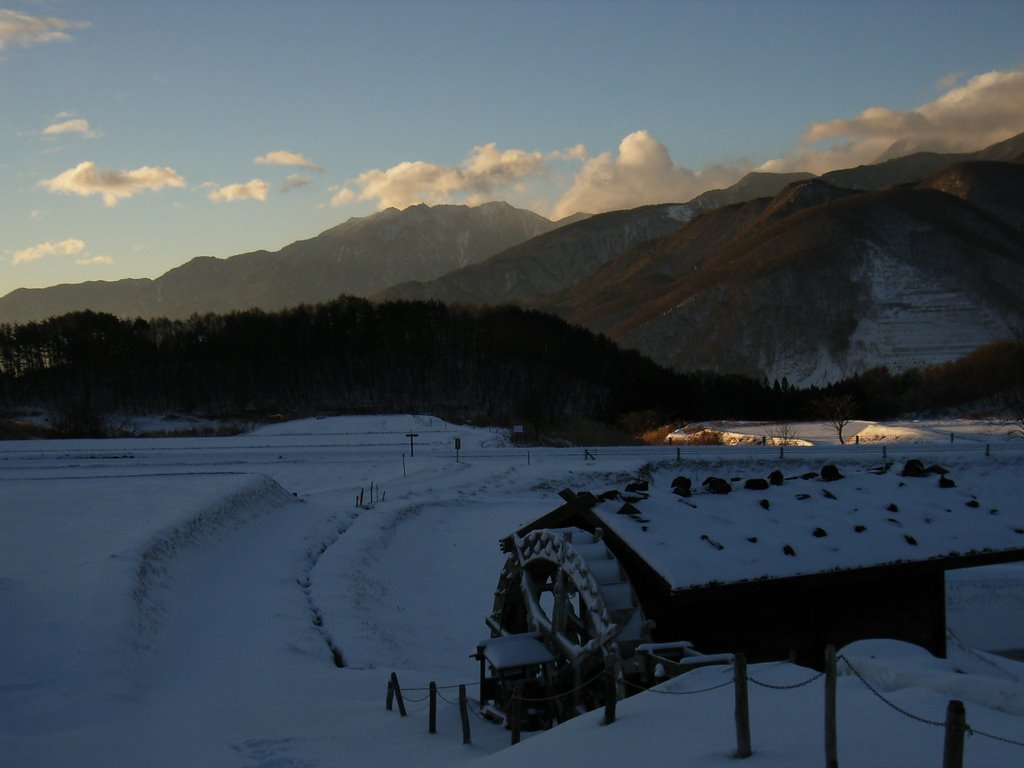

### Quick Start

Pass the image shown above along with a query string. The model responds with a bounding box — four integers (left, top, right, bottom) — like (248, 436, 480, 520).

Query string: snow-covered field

(2, 415, 1023, 767)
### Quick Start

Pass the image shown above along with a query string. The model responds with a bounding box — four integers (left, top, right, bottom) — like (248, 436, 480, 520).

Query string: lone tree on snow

(1001, 386, 1024, 439)
(814, 394, 857, 444)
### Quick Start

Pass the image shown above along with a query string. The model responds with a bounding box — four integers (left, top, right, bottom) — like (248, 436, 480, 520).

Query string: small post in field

(429, 681, 437, 734)
(390, 672, 407, 717)
(510, 684, 522, 745)
(942, 699, 967, 768)
(734, 652, 752, 758)
(825, 644, 838, 768)
(459, 684, 471, 745)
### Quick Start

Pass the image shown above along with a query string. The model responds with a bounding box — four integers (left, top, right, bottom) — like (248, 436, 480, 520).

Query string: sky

(2, 0, 1024, 298)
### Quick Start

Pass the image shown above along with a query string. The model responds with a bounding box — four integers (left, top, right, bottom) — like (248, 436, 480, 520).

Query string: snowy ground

(2, 415, 1023, 767)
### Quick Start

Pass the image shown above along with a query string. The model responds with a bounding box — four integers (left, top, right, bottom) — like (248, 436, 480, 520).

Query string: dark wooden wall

(648, 565, 947, 669)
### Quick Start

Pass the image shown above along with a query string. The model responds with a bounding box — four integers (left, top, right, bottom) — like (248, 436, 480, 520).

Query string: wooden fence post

(459, 684, 471, 745)
(943, 700, 966, 768)
(734, 652, 752, 758)
(429, 681, 437, 734)
(390, 672, 407, 717)
(825, 645, 838, 768)
(386, 678, 394, 711)
(603, 660, 617, 725)
(510, 684, 523, 745)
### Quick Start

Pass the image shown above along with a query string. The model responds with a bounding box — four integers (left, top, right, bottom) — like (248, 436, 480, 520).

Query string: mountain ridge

(3, 133, 1023, 388)
(0, 201, 558, 323)
(540, 162, 1024, 387)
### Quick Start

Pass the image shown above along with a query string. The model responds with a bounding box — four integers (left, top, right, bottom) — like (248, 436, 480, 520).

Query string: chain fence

(839, 654, 1024, 748)
(624, 676, 735, 696)
(386, 650, 1024, 751)
(748, 670, 824, 690)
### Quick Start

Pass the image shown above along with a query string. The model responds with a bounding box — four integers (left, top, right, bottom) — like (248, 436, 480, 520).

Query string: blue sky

(2, 0, 1023, 298)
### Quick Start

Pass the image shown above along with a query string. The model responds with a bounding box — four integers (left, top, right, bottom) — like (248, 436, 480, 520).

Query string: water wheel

(487, 527, 651, 721)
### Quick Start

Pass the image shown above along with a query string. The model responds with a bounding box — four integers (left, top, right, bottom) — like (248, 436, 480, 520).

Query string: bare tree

(762, 422, 798, 446)
(1001, 386, 1024, 439)
(814, 394, 857, 444)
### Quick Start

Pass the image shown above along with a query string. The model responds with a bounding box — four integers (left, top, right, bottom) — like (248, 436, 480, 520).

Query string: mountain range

(0, 202, 556, 323)
(3, 132, 1023, 387)
(539, 161, 1024, 387)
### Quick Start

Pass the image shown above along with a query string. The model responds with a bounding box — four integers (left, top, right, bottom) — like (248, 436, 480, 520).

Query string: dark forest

(0, 298, 1021, 438)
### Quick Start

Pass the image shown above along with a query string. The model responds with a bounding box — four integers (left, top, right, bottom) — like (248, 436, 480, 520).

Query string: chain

(398, 657, 1024, 750)
(748, 671, 824, 690)
(841, 656, 1024, 748)
(838, 655, 945, 728)
(435, 688, 459, 706)
(432, 686, 499, 726)
(968, 727, 1024, 748)
(401, 680, 478, 692)
(518, 670, 607, 703)
(623, 676, 734, 695)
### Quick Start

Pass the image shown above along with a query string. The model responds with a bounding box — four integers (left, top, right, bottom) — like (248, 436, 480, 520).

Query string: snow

(670, 418, 1012, 446)
(666, 203, 697, 223)
(845, 249, 1016, 378)
(584, 457, 1024, 589)
(476, 634, 555, 670)
(2, 414, 1023, 767)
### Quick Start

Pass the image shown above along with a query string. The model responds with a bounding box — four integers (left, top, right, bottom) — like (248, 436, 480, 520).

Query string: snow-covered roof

(582, 460, 1024, 591)
(475, 633, 556, 670)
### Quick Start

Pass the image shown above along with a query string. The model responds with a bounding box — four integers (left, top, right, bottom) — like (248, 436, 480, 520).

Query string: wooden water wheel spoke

(486, 527, 651, 723)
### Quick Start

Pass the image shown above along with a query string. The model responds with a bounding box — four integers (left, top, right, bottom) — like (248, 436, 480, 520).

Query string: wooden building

(502, 460, 1024, 670)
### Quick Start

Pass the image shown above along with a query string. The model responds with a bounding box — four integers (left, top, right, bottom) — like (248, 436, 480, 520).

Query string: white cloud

(75, 254, 114, 266)
(30, 209, 44, 220)
(330, 135, 744, 216)
(39, 161, 185, 206)
(551, 130, 746, 219)
(43, 118, 97, 138)
(280, 174, 312, 193)
(0, 9, 89, 51)
(11, 238, 85, 265)
(205, 179, 269, 202)
(254, 150, 324, 171)
(334, 142, 549, 209)
(548, 144, 589, 161)
(326, 66, 1024, 219)
(765, 67, 1024, 173)
(329, 186, 356, 206)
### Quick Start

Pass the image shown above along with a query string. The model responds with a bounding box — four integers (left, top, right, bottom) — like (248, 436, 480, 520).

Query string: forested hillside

(2, 299, 1021, 439)
(0, 299, 777, 436)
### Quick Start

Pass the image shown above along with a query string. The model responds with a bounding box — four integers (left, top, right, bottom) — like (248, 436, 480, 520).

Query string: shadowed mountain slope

(375, 203, 696, 305)
(533, 164, 1024, 387)
(0, 202, 555, 323)
(376, 134, 1024, 311)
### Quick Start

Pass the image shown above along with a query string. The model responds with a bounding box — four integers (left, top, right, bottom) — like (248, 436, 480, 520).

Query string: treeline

(0, 298, 1020, 438)
(0, 299, 771, 435)
(820, 340, 1024, 419)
